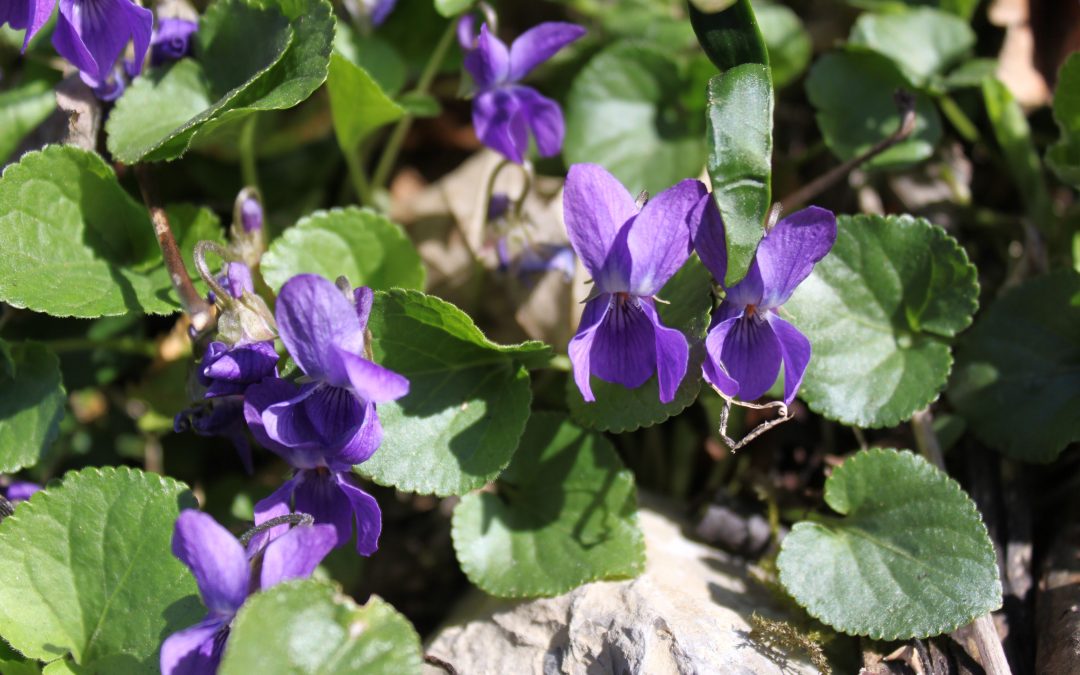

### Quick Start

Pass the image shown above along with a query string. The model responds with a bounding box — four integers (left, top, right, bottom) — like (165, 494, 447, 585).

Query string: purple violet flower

(52, 0, 152, 92)
(161, 510, 336, 675)
(239, 194, 263, 233)
(363, 0, 396, 26)
(565, 163, 706, 404)
(1, 480, 41, 502)
(0, 0, 56, 51)
(692, 199, 837, 405)
(150, 16, 196, 65)
(458, 17, 585, 164)
(243, 274, 409, 554)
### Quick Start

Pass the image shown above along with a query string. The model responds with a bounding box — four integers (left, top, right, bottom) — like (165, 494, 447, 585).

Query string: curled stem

(713, 384, 793, 452)
(135, 165, 214, 335)
(239, 512, 315, 547)
(193, 240, 235, 305)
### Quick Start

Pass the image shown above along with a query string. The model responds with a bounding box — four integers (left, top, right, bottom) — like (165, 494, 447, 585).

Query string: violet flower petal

(353, 286, 373, 328)
(262, 383, 325, 452)
(1, 0, 58, 52)
(258, 522, 337, 589)
(690, 192, 727, 285)
(717, 314, 783, 402)
(150, 16, 196, 65)
(369, 0, 396, 26)
(292, 470, 354, 548)
(301, 384, 366, 450)
(54, 0, 152, 87)
(507, 22, 586, 82)
(276, 274, 365, 383)
(463, 23, 510, 88)
(4, 480, 40, 502)
(456, 12, 476, 50)
(337, 474, 382, 556)
(626, 179, 704, 296)
(250, 474, 299, 551)
(245, 378, 327, 468)
(159, 616, 228, 675)
(567, 296, 609, 402)
(473, 88, 529, 164)
(638, 299, 688, 404)
(589, 296, 656, 391)
(753, 206, 837, 309)
(512, 85, 564, 157)
(563, 163, 638, 284)
(201, 341, 278, 397)
(766, 313, 812, 406)
(702, 314, 741, 397)
(330, 401, 383, 467)
(171, 510, 249, 617)
(335, 348, 410, 404)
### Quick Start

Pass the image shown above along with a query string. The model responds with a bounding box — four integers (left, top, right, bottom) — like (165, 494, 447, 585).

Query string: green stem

(344, 149, 374, 205)
(371, 21, 457, 190)
(937, 94, 980, 143)
(239, 114, 260, 190)
(44, 337, 158, 357)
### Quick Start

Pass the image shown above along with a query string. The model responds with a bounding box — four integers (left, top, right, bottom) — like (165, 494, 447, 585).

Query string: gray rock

(424, 499, 819, 675)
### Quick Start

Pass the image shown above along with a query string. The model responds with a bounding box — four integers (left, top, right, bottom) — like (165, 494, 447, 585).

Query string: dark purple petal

(563, 163, 638, 283)
(177, 397, 253, 474)
(200, 340, 278, 397)
(250, 475, 299, 552)
(160, 617, 229, 675)
(258, 523, 337, 589)
(337, 474, 382, 556)
(4, 480, 40, 502)
(589, 295, 657, 391)
(244, 378, 328, 469)
(767, 313, 811, 405)
(568, 295, 609, 402)
(716, 312, 782, 402)
(329, 401, 383, 467)
(464, 23, 509, 89)
(171, 510, 249, 617)
(53, 0, 152, 87)
(512, 85, 564, 158)
(508, 22, 585, 81)
(298, 384, 368, 462)
(150, 16, 196, 65)
(353, 286, 373, 329)
(473, 88, 529, 164)
(276, 274, 365, 383)
(753, 206, 837, 309)
(1, 0, 57, 51)
(335, 348, 409, 404)
(690, 193, 727, 285)
(293, 470, 354, 548)
(262, 384, 323, 453)
(724, 258, 765, 307)
(638, 299, 689, 404)
(626, 179, 705, 296)
(702, 314, 741, 398)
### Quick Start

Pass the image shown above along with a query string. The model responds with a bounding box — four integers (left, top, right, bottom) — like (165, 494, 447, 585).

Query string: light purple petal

(276, 274, 365, 383)
(223, 262, 254, 299)
(508, 22, 586, 81)
(370, 0, 396, 26)
(702, 314, 741, 397)
(337, 475, 383, 556)
(754, 206, 837, 309)
(719, 313, 782, 402)
(456, 12, 476, 50)
(691, 193, 727, 284)
(354, 286, 373, 329)
(258, 523, 337, 589)
(626, 179, 705, 296)
(638, 299, 688, 404)
(150, 17, 197, 65)
(201, 341, 278, 397)
(563, 163, 638, 283)
(250, 475, 299, 553)
(262, 384, 323, 453)
(171, 510, 249, 617)
(4, 480, 40, 502)
(724, 258, 765, 307)
(568, 296, 609, 402)
(463, 23, 509, 89)
(293, 470, 354, 548)
(329, 401, 383, 467)
(335, 348, 409, 404)
(767, 313, 811, 405)
(513, 86, 564, 158)
(590, 295, 656, 391)
(160, 617, 228, 675)
(473, 88, 530, 164)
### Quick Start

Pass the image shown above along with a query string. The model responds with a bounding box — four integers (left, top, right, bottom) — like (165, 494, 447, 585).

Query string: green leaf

(848, 8, 975, 88)
(397, 91, 442, 118)
(220, 581, 423, 675)
(785, 214, 979, 427)
(0, 641, 40, 675)
(261, 207, 424, 292)
(982, 78, 1054, 229)
(107, 0, 334, 164)
(0, 341, 65, 473)
(688, 0, 769, 71)
(755, 3, 811, 89)
(434, 0, 471, 17)
(452, 412, 645, 597)
(1048, 53, 1080, 188)
(360, 289, 550, 496)
(334, 23, 407, 96)
(568, 256, 714, 432)
(806, 50, 942, 170)
(0, 467, 202, 672)
(0, 145, 196, 317)
(778, 448, 1001, 639)
(565, 42, 707, 195)
(327, 52, 405, 155)
(705, 65, 773, 286)
(942, 58, 997, 90)
(948, 270, 1080, 463)
(0, 79, 55, 163)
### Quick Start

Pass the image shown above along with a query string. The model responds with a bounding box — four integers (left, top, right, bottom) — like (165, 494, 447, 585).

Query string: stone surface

(424, 498, 819, 675)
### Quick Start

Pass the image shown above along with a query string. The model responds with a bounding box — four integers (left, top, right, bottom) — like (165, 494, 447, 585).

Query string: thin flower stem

(911, 408, 1013, 675)
(239, 114, 260, 190)
(371, 20, 458, 190)
(135, 165, 214, 335)
(344, 148, 374, 206)
(713, 385, 793, 452)
(779, 90, 918, 214)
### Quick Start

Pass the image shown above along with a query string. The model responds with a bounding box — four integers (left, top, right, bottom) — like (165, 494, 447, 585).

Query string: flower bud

(230, 188, 266, 268)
